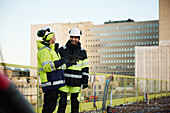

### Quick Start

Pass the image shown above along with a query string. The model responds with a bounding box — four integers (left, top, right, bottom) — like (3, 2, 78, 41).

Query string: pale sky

(0, 0, 159, 66)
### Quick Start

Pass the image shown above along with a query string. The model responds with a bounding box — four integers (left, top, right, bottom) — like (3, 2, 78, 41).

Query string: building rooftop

(104, 18, 135, 24)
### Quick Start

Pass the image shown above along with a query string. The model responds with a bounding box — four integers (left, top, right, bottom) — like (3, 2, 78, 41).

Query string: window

(150, 24, 152, 27)
(156, 24, 158, 27)
(130, 48, 132, 51)
(156, 35, 158, 38)
(130, 54, 132, 57)
(136, 42, 138, 45)
(144, 30, 146, 33)
(124, 37, 126, 40)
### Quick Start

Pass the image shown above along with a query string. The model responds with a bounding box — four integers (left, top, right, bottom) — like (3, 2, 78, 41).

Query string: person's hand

(61, 55, 81, 64)
(61, 56, 71, 63)
(82, 84, 88, 89)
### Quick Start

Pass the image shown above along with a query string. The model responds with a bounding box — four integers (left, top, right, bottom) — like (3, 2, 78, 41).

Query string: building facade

(135, 0, 170, 92)
(84, 20, 159, 76)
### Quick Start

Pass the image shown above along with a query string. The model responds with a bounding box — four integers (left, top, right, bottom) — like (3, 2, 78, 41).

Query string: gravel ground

(80, 96, 170, 113)
(108, 96, 170, 113)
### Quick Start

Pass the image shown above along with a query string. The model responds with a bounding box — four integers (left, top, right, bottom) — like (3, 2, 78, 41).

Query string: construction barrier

(0, 63, 170, 113)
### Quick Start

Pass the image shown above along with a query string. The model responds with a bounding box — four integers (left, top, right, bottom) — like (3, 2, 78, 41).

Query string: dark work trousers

(42, 88, 59, 113)
(58, 91, 79, 113)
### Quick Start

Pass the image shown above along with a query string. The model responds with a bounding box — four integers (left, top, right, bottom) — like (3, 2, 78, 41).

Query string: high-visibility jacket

(37, 41, 68, 93)
(59, 40, 89, 87)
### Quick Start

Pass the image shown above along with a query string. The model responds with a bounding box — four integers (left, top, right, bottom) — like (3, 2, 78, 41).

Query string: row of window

(101, 53, 135, 58)
(90, 65, 135, 69)
(88, 53, 135, 59)
(86, 35, 159, 42)
(88, 23, 158, 31)
(99, 48, 135, 52)
(86, 29, 158, 37)
(100, 59, 135, 64)
(88, 41, 158, 52)
(87, 41, 158, 48)
(96, 71, 135, 75)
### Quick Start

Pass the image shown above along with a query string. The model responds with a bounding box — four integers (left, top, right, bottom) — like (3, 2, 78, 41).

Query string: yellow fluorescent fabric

(59, 85, 81, 93)
(81, 59, 89, 68)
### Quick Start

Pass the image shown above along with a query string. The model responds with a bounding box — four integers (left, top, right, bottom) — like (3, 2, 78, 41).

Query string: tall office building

(84, 19, 159, 76)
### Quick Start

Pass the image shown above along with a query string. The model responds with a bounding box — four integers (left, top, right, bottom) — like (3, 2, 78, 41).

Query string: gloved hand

(61, 55, 81, 64)
(82, 84, 88, 89)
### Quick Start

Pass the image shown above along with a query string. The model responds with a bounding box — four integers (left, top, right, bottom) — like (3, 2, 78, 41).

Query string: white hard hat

(42, 26, 56, 35)
(69, 27, 82, 37)
(37, 26, 56, 41)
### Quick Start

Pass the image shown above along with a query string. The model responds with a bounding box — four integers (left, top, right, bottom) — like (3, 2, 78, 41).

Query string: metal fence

(1, 63, 170, 113)
(0, 63, 38, 112)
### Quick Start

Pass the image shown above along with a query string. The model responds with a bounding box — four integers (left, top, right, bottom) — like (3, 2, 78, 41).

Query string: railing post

(124, 76, 127, 104)
(37, 69, 39, 113)
(154, 80, 156, 98)
(166, 81, 168, 96)
(146, 79, 148, 92)
(161, 80, 162, 97)
(137, 78, 139, 101)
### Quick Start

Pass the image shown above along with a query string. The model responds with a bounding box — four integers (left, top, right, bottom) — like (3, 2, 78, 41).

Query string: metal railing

(1, 63, 170, 113)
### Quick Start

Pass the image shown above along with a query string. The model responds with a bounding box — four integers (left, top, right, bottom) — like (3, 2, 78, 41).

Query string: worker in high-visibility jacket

(37, 27, 74, 113)
(58, 27, 89, 113)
